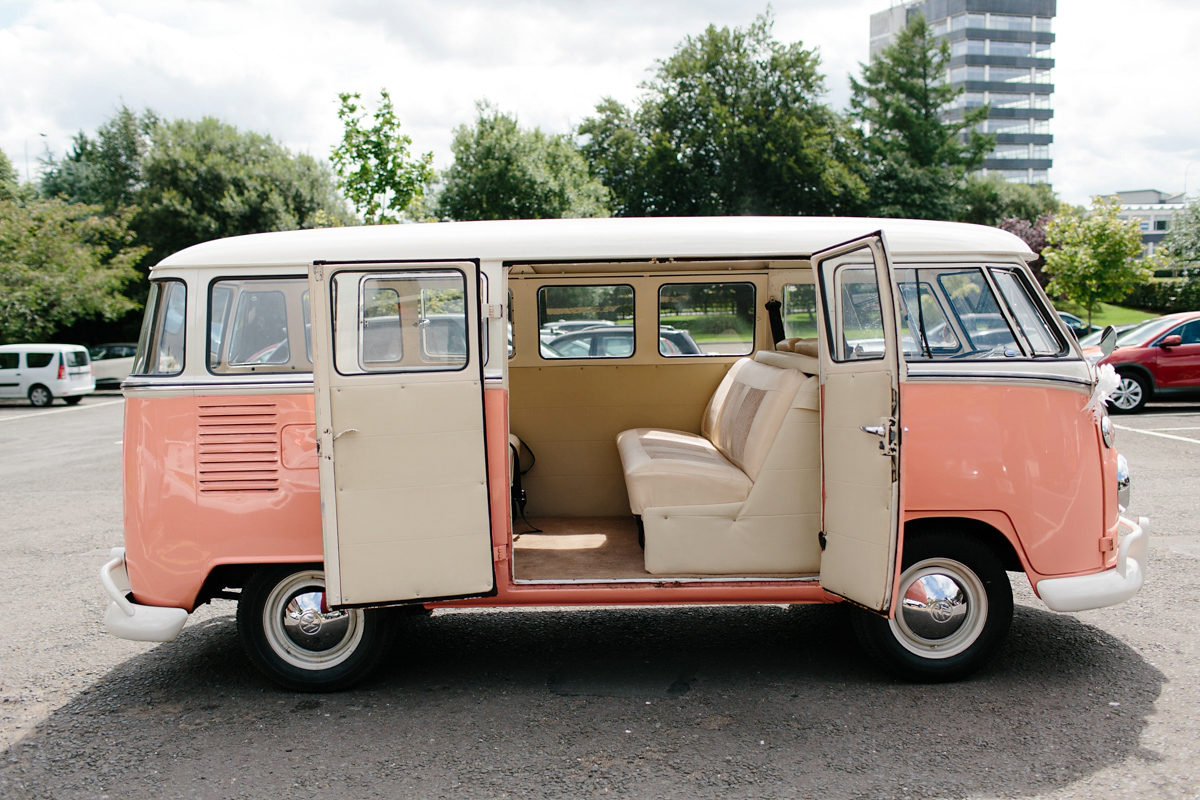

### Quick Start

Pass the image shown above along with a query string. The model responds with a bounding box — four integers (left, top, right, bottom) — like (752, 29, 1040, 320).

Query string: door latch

(860, 417, 899, 455)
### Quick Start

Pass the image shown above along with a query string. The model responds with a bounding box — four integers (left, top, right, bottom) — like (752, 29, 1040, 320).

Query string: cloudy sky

(2, 0, 1198, 207)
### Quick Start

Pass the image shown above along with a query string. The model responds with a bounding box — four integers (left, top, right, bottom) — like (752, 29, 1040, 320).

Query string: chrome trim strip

(512, 574, 820, 586)
(905, 367, 1092, 387)
(123, 379, 314, 391)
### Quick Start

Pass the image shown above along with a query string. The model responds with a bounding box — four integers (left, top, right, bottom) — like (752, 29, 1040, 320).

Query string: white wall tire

(854, 533, 1013, 682)
(238, 566, 392, 692)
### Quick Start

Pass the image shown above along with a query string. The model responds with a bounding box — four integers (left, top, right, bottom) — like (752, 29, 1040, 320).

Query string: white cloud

(2, 0, 1197, 208)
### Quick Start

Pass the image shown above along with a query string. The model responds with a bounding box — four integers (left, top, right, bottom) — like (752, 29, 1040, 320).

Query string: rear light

(58, 363, 66, 380)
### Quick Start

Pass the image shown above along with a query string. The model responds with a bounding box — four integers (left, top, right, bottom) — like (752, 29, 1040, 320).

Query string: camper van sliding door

(309, 262, 494, 607)
(813, 234, 906, 614)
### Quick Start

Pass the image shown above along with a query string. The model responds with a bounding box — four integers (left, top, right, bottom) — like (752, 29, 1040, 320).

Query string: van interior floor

(511, 516, 815, 583)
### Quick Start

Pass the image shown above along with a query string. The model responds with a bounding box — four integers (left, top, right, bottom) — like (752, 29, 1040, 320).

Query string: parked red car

(1084, 311, 1200, 412)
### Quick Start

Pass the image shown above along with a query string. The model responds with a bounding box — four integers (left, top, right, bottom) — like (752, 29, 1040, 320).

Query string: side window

(658, 282, 754, 356)
(333, 270, 469, 374)
(208, 278, 311, 374)
(1171, 320, 1200, 345)
(830, 266, 886, 362)
(0, 353, 17, 369)
(132, 280, 186, 376)
(538, 285, 634, 360)
(26, 353, 54, 369)
(782, 283, 818, 341)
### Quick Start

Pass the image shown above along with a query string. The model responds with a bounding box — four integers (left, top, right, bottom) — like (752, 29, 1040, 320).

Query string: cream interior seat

(616, 352, 822, 575)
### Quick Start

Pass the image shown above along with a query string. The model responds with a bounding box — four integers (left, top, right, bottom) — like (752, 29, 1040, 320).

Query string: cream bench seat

(616, 351, 821, 575)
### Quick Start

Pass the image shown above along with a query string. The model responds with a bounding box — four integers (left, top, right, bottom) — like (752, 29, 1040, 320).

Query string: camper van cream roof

(154, 216, 1034, 270)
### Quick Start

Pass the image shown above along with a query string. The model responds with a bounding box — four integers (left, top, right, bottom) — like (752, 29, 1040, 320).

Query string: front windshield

(1117, 318, 1176, 347)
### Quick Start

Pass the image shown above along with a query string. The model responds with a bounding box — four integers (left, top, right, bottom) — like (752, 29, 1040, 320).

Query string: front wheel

(28, 385, 53, 408)
(237, 566, 393, 692)
(1108, 372, 1148, 414)
(853, 533, 1013, 682)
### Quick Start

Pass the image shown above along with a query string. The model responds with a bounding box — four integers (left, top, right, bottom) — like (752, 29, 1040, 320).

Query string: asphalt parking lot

(0, 394, 1197, 799)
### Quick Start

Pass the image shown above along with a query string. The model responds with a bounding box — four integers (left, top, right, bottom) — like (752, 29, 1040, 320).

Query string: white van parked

(0, 343, 95, 406)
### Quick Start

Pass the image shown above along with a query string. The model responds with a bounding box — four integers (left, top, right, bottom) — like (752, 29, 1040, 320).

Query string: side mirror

(1099, 325, 1118, 357)
(1160, 334, 1183, 348)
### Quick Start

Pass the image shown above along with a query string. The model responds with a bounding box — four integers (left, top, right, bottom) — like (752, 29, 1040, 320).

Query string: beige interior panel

(510, 363, 730, 516)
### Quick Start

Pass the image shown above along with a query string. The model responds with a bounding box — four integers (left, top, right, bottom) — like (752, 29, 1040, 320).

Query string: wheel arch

(194, 560, 322, 608)
(1113, 363, 1156, 393)
(904, 516, 1024, 573)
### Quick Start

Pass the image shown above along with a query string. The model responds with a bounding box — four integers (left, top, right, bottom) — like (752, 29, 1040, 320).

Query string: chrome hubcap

(263, 571, 364, 671)
(889, 558, 987, 660)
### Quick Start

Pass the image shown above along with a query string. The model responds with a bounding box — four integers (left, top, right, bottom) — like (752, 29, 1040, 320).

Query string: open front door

(309, 262, 494, 608)
(814, 234, 905, 613)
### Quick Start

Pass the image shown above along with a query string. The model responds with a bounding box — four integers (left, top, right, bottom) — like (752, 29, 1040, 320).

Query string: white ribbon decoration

(1083, 363, 1120, 422)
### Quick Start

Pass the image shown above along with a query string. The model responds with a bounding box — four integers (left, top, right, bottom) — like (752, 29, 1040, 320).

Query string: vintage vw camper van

(100, 217, 1147, 691)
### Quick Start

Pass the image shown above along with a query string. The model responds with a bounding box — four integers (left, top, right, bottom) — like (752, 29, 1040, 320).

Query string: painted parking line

(0, 398, 124, 423)
(1114, 424, 1200, 445)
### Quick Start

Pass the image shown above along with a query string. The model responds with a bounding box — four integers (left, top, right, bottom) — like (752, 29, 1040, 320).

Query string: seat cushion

(617, 428, 753, 514)
(701, 359, 805, 481)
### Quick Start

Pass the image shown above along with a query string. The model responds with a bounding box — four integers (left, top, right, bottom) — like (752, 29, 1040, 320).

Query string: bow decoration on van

(1083, 363, 1120, 423)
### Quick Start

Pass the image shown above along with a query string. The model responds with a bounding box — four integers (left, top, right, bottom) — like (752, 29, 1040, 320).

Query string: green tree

(850, 15, 993, 219)
(41, 105, 156, 212)
(579, 12, 867, 217)
(0, 150, 17, 203)
(1161, 200, 1200, 268)
(0, 154, 144, 343)
(1043, 197, 1154, 326)
(437, 103, 611, 221)
(136, 117, 351, 265)
(958, 173, 1057, 226)
(331, 89, 433, 224)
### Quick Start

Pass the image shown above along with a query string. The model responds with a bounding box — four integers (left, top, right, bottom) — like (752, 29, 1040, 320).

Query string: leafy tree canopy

(1043, 197, 1156, 325)
(850, 14, 993, 219)
(958, 174, 1057, 226)
(437, 102, 611, 221)
(331, 89, 434, 224)
(41, 107, 352, 270)
(137, 117, 352, 264)
(579, 12, 867, 217)
(1160, 200, 1200, 266)
(41, 106, 156, 213)
(0, 154, 144, 343)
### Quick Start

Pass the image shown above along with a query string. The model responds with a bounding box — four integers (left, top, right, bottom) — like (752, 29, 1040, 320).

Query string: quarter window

(133, 280, 186, 376)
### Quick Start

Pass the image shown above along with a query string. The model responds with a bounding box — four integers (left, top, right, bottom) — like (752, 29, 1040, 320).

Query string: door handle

(860, 425, 885, 436)
(333, 428, 359, 440)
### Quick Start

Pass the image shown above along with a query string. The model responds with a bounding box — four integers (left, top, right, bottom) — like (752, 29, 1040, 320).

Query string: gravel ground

(0, 396, 1197, 799)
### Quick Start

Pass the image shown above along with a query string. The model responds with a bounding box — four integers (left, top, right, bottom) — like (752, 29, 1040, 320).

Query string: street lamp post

(1185, 160, 1200, 200)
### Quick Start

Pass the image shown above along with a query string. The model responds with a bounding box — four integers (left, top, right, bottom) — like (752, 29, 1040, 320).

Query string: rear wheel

(237, 566, 393, 692)
(1108, 372, 1148, 414)
(64, 396, 83, 406)
(28, 385, 53, 408)
(854, 533, 1013, 682)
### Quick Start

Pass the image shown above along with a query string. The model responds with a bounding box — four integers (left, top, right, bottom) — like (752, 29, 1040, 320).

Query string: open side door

(309, 261, 494, 608)
(814, 233, 906, 614)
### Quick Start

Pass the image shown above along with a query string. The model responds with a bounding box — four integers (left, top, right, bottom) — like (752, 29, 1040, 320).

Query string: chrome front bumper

(1037, 515, 1149, 613)
(100, 547, 189, 642)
